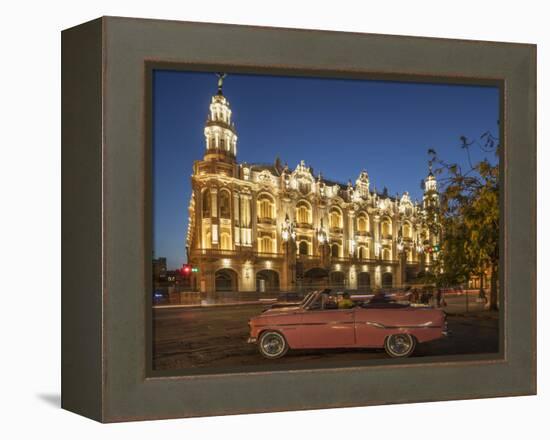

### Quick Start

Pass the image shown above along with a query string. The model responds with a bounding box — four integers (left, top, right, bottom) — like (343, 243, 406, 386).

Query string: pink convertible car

(248, 289, 448, 359)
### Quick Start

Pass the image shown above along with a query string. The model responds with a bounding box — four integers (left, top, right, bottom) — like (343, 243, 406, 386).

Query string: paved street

(153, 303, 499, 371)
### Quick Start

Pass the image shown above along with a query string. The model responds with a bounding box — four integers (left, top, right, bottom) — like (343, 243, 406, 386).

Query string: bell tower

(423, 161, 439, 210)
(203, 73, 238, 163)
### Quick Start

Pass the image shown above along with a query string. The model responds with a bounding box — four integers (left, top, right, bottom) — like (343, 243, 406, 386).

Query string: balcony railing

(190, 248, 400, 265)
(330, 255, 400, 265)
(257, 217, 276, 225)
(190, 248, 284, 259)
(191, 248, 240, 257)
(329, 226, 343, 234)
(255, 252, 284, 259)
(296, 222, 313, 229)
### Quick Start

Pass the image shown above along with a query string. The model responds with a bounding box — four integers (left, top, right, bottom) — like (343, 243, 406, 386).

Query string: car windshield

(302, 289, 355, 310)
(299, 291, 317, 306)
(300, 291, 319, 309)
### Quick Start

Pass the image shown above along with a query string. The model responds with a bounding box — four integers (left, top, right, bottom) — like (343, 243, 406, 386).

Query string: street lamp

(282, 214, 296, 242)
(316, 218, 327, 244)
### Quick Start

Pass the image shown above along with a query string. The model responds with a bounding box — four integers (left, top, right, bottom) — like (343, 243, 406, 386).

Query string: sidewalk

(153, 298, 277, 309)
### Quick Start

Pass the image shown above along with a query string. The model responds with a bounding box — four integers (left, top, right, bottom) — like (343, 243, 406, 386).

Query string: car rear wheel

(384, 333, 416, 358)
(258, 331, 289, 359)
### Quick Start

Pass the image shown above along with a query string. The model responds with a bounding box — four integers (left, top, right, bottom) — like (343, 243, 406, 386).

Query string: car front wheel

(384, 333, 416, 358)
(258, 331, 289, 359)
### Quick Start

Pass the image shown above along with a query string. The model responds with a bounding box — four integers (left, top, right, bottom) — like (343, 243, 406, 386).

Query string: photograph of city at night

(152, 70, 500, 372)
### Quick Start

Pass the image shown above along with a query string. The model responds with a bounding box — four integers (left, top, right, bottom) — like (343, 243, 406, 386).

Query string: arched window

(381, 219, 392, 238)
(382, 248, 392, 260)
(220, 232, 231, 250)
(202, 190, 211, 217)
(329, 208, 343, 229)
(258, 236, 274, 253)
(219, 190, 231, 219)
(358, 246, 368, 260)
(296, 201, 312, 225)
(298, 241, 309, 255)
(331, 243, 340, 258)
(357, 214, 369, 233)
(257, 195, 275, 220)
(403, 222, 412, 238)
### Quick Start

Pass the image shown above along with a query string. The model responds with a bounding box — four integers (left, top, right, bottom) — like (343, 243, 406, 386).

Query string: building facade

(186, 76, 440, 294)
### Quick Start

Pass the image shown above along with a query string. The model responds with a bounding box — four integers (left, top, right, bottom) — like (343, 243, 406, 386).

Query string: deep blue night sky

(153, 70, 499, 269)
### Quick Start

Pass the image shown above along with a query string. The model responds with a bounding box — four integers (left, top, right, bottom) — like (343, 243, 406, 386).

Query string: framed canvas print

(61, 16, 536, 422)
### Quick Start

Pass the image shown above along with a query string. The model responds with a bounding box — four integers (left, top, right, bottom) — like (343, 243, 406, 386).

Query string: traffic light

(181, 264, 191, 276)
(434, 244, 440, 252)
(180, 265, 199, 276)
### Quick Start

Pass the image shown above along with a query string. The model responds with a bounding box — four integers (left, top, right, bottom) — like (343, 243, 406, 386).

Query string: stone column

(348, 210, 355, 258)
(233, 190, 240, 246)
(373, 215, 380, 259)
(348, 265, 357, 291)
(210, 188, 218, 245)
(396, 251, 406, 288)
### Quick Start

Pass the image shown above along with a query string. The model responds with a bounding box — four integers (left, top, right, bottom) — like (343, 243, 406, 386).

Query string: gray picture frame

(61, 16, 536, 422)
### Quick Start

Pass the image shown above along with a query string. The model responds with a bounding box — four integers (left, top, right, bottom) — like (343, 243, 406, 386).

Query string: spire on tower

(216, 72, 227, 94)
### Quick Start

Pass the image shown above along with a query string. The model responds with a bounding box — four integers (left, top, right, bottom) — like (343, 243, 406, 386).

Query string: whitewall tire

(384, 333, 416, 358)
(258, 331, 289, 359)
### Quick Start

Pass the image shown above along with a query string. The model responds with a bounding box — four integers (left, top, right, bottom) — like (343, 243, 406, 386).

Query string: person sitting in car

(337, 292, 354, 309)
(320, 292, 337, 309)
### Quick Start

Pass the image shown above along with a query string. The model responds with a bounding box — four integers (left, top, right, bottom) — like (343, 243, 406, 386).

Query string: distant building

(152, 257, 167, 283)
(186, 75, 440, 293)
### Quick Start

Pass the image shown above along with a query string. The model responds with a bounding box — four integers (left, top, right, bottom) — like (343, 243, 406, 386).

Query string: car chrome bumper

(247, 337, 257, 344)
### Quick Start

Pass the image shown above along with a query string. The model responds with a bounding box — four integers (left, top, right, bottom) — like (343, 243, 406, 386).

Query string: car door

(299, 307, 356, 348)
(354, 307, 389, 347)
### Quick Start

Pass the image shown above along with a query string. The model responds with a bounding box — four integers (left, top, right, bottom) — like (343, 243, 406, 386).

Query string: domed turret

(423, 161, 440, 210)
(424, 164, 437, 192)
(203, 73, 238, 162)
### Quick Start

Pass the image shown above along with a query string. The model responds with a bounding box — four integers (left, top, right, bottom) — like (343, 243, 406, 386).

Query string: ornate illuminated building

(186, 75, 440, 294)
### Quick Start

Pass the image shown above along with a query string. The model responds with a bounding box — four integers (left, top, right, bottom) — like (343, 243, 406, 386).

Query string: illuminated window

(357, 214, 369, 232)
(381, 220, 392, 237)
(202, 190, 211, 217)
(219, 190, 230, 219)
(382, 248, 392, 260)
(258, 195, 275, 220)
(403, 222, 412, 238)
(296, 202, 311, 224)
(358, 246, 368, 260)
(220, 232, 231, 250)
(259, 236, 274, 253)
(329, 209, 343, 229)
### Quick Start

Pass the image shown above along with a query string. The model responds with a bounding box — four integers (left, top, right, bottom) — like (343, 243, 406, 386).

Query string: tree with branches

(427, 131, 499, 310)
